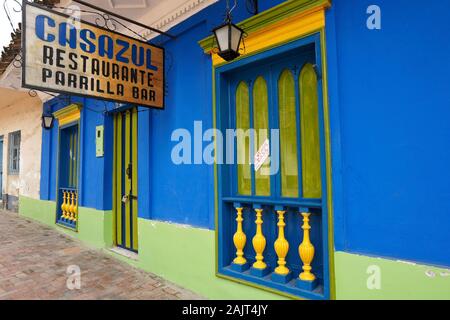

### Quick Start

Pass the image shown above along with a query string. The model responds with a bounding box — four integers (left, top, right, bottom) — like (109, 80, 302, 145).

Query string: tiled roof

(0, 0, 60, 76)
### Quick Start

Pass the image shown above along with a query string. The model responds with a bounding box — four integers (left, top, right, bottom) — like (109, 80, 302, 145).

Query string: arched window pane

(300, 64, 322, 198)
(236, 81, 251, 195)
(253, 76, 271, 196)
(279, 70, 299, 198)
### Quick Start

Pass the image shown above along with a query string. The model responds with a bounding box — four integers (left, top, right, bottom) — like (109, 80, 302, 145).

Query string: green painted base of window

(19, 196, 113, 249)
(334, 252, 450, 300)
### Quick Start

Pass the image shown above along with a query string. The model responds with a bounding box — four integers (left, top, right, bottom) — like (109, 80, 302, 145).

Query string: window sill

(218, 267, 325, 300)
(56, 219, 78, 231)
(221, 196, 322, 209)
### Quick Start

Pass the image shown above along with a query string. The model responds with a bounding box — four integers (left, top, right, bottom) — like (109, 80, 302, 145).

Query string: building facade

(12, 0, 450, 300)
(0, 88, 43, 212)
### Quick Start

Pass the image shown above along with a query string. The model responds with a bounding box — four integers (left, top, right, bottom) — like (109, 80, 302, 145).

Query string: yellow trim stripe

(320, 29, 336, 300)
(132, 108, 139, 251)
(54, 104, 81, 127)
(116, 113, 123, 246)
(112, 115, 117, 245)
(74, 129, 78, 186)
(69, 131, 73, 186)
(124, 111, 131, 249)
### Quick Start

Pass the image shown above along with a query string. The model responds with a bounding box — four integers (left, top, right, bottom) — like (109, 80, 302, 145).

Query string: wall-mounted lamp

(212, 0, 244, 62)
(42, 112, 55, 130)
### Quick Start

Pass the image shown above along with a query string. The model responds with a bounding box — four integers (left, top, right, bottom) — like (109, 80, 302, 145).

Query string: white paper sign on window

(254, 139, 270, 172)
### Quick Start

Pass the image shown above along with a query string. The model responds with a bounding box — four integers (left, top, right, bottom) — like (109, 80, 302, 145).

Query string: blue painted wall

(326, 0, 450, 267)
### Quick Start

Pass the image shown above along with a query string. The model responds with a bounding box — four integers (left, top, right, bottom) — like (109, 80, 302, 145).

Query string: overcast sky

(0, 2, 22, 50)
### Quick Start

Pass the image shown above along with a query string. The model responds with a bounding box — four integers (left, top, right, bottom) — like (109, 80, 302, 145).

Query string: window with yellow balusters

(56, 123, 79, 229)
(59, 189, 78, 227)
(218, 201, 325, 300)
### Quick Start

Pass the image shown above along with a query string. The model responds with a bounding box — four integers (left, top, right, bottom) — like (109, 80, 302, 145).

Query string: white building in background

(0, 16, 44, 211)
(0, 88, 43, 211)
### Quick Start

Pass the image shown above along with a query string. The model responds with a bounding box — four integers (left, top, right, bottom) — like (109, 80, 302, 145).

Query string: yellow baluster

(65, 191, 70, 220)
(66, 191, 71, 220)
(67, 191, 71, 220)
(70, 192, 76, 221)
(61, 191, 67, 219)
(66, 192, 71, 220)
(64, 191, 70, 221)
(73, 192, 78, 223)
(65, 191, 70, 221)
(66, 191, 72, 221)
(68, 192, 75, 221)
(299, 212, 315, 282)
(252, 207, 267, 271)
(233, 206, 247, 265)
(274, 210, 290, 275)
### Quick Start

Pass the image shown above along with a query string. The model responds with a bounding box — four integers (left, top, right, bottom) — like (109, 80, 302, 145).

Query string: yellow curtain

(300, 64, 322, 198)
(279, 69, 299, 198)
(236, 81, 252, 195)
(253, 76, 271, 196)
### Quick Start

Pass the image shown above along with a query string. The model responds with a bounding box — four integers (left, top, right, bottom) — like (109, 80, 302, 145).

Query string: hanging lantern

(212, 1, 244, 62)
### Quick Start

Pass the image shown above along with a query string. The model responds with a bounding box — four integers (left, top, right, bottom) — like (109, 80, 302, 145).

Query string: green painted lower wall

(136, 219, 287, 300)
(19, 196, 113, 249)
(76, 207, 113, 248)
(19, 195, 56, 226)
(334, 251, 450, 300)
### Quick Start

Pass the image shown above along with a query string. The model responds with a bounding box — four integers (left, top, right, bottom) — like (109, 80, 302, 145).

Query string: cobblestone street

(0, 210, 201, 300)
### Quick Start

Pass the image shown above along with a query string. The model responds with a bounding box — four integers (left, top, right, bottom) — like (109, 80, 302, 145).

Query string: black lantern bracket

(61, 0, 176, 41)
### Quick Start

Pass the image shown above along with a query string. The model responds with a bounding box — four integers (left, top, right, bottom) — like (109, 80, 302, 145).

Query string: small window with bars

(8, 131, 21, 175)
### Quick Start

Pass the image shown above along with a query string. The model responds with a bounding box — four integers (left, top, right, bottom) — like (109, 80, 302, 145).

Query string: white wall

(0, 88, 42, 200)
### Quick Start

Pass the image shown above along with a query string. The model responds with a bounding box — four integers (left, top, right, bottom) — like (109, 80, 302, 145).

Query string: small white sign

(254, 139, 270, 172)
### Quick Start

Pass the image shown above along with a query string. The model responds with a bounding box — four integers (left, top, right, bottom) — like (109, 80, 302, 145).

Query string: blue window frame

(56, 122, 80, 230)
(215, 34, 330, 300)
(8, 131, 21, 175)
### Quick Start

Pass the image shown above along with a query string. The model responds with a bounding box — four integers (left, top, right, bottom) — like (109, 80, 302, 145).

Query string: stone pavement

(0, 209, 202, 300)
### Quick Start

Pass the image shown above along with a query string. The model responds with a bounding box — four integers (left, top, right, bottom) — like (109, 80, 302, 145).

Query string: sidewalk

(0, 209, 202, 300)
